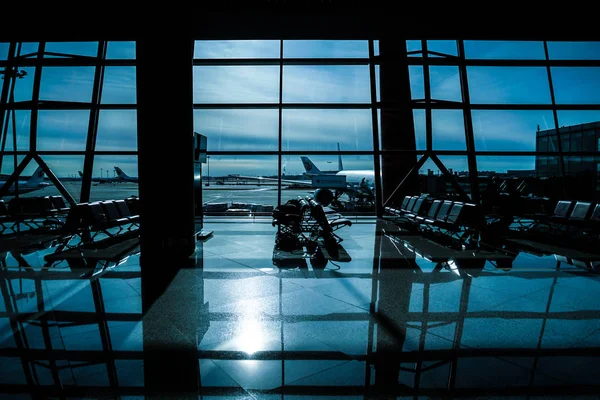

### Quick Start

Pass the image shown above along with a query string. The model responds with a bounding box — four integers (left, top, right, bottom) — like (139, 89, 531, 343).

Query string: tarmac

(4, 182, 315, 210)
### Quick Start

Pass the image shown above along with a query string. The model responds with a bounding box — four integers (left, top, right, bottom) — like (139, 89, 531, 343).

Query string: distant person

(481, 175, 501, 214)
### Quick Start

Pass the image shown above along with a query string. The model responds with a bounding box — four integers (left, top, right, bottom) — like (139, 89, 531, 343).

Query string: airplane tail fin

(337, 142, 344, 172)
(114, 166, 128, 179)
(26, 166, 45, 186)
(300, 157, 322, 175)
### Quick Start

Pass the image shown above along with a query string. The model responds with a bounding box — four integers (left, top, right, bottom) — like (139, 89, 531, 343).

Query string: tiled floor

(1, 218, 600, 399)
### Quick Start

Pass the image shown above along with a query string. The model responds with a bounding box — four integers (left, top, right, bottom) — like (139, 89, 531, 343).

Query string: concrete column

(379, 39, 419, 205)
(136, 35, 196, 259)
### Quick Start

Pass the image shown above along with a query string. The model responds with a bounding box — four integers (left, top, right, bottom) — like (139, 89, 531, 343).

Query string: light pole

(205, 155, 210, 186)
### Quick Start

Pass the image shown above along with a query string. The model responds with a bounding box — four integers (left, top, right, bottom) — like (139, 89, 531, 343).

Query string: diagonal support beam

(429, 154, 470, 202)
(382, 154, 429, 208)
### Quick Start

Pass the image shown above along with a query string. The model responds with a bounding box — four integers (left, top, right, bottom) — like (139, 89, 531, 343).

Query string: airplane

(114, 167, 138, 183)
(299, 156, 375, 201)
(0, 166, 50, 195)
(228, 145, 375, 205)
(302, 143, 344, 177)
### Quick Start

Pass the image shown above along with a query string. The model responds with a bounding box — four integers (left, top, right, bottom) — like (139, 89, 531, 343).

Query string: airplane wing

(228, 174, 312, 187)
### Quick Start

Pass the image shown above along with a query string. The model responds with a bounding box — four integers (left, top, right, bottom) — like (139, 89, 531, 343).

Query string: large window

(0, 41, 137, 204)
(194, 40, 377, 216)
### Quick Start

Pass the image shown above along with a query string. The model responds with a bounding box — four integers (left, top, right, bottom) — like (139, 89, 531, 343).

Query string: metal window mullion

(278, 40, 283, 206)
(81, 41, 107, 203)
(457, 40, 479, 203)
(368, 39, 383, 217)
(29, 42, 45, 153)
(544, 41, 566, 187)
(0, 42, 17, 173)
(422, 40, 433, 153)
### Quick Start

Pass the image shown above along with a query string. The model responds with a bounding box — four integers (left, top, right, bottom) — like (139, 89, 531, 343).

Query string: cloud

(39, 66, 95, 102)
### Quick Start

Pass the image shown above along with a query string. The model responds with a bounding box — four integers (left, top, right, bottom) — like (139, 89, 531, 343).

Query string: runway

(3, 182, 313, 209)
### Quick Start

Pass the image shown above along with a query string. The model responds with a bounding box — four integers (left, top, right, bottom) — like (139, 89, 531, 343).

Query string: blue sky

(1, 40, 599, 178)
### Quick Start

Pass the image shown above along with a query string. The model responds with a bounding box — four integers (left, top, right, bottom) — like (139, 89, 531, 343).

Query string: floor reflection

(1, 219, 600, 398)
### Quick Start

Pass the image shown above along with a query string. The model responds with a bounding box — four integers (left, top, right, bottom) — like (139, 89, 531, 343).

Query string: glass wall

(0, 41, 137, 205)
(379, 39, 600, 207)
(194, 40, 377, 216)
(3, 39, 599, 216)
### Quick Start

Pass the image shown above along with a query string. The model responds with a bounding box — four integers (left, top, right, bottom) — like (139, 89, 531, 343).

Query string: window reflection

(282, 109, 373, 151)
(39, 67, 95, 103)
(193, 66, 280, 103)
(194, 109, 278, 152)
(283, 65, 371, 103)
(37, 110, 89, 151)
(467, 67, 552, 104)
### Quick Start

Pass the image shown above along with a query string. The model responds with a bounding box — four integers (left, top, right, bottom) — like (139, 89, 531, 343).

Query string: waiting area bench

(273, 196, 352, 251)
(0, 196, 70, 234)
(517, 199, 599, 239)
(385, 195, 482, 248)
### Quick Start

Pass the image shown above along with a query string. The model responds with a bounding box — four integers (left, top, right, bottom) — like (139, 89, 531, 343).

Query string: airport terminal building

(2, 10, 600, 398)
(536, 121, 600, 194)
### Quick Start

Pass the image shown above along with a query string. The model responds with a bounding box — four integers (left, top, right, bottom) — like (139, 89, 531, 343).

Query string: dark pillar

(379, 39, 419, 206)
(136, 35, 196, 259)
(372, 220, 417, 395)
(142, 252, 206, 398)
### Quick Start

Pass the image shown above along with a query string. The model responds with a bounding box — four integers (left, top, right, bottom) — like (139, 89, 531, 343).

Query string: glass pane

(430, 66, 462, 102)
(90, 155, 138, 202)
(558, 110, 600, 127)
(409, 66, 424, 100)
(432, 110, 466, 150)
(194, 109, 278, 151)
(374, 40, 379, 56)
(0, 155, 26, 177)
(96, 110, 137, 151)
(194, 40, 280, 59)
(0, 158, 52, 201)
(101, 67, 136, 104)
(406, 40, 421, 53)
(280, 154, 376, 215)
(0, 110, 30, 151)
(464, 41, 545, 59)
(193, 66, 279, 103)
(467, 67, 551, 104)
(410, 109, 427, 151)
(45, 42, 99, 58)
(39, 67, 95, 103)
(427, 40, 457, 57)
(203, 155, 278, 215)
(477, 156, 536, 176)
(375, 65, 380, 102)
(419, 156, 470, 195)
(283, 40, 368, 58)
(44, 155, 86, 203)
(0, 42, 8, 59)
(37, 110, 90, 151)
(106, 41, 136, 59)
(547, 42, 600, 60)
(283, 65, 370, 103)
(9, 66, 35, 102)
(552, 67, 600, 104)
(18, 42, 40, 57)
(472, 110, 555, 151)
(282, 109, 373, 151)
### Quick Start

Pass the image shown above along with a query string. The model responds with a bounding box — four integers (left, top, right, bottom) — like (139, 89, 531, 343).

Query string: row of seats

(273, 196, 352, 250)
(63, 199, 140, 236)
(0, 196, 69, 221)
(526, 200, 600, 232)
(385, 195, 480, 231)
